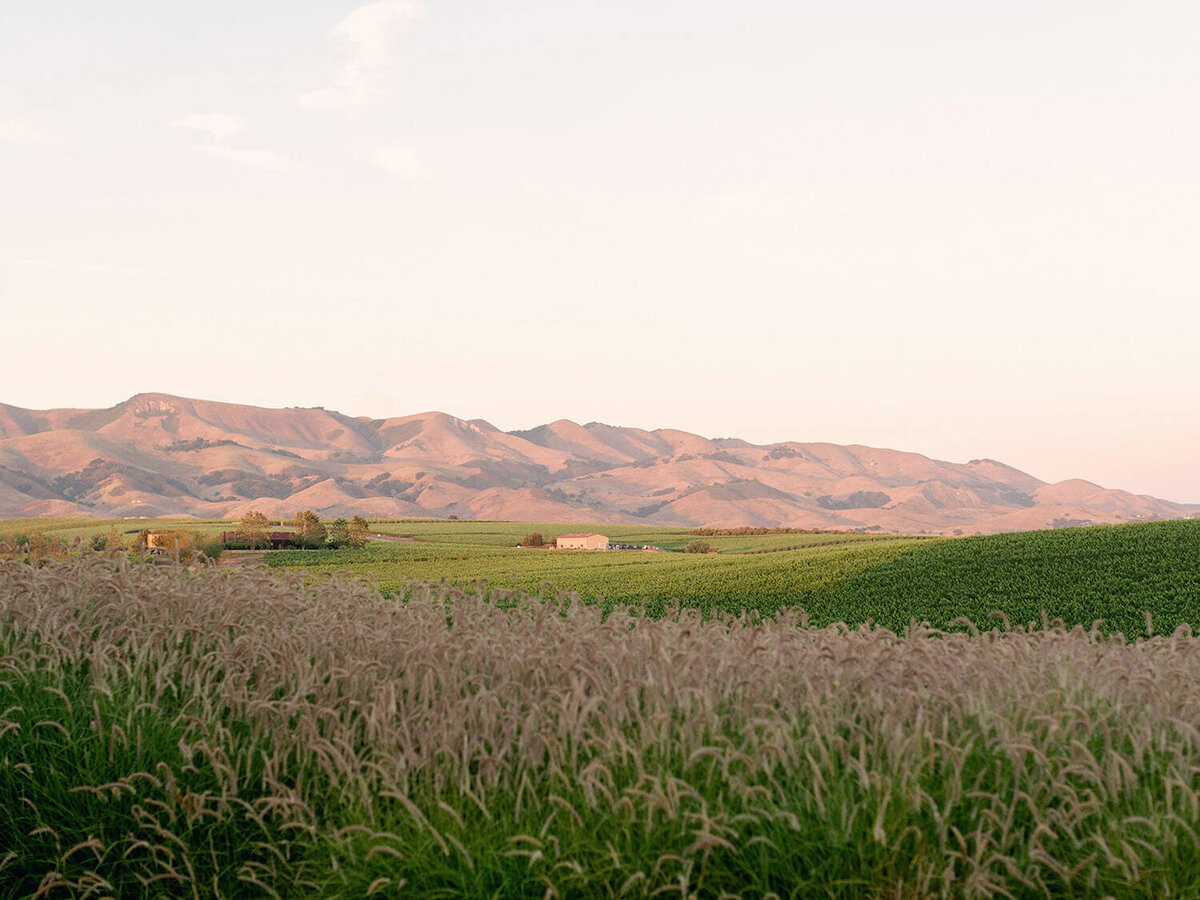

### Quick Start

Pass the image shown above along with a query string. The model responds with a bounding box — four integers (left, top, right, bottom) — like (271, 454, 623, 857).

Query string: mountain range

(0, 393, 1195, 534)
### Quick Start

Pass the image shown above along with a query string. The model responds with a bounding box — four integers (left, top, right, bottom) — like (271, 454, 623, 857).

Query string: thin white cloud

(0, 117, 53, 146)
(170, 113, 298, 171)
(371, 142, 427, 179)
(170, 113, 243, 141)
(197, 145, 303, 172)
(299, 0, 422, 110)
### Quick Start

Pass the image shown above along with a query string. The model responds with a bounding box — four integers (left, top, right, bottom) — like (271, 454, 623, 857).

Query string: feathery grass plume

(1, 555, 1200, 895)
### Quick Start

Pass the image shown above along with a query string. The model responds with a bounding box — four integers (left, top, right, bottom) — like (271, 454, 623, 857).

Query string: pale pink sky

(2, 2, 1198, 501)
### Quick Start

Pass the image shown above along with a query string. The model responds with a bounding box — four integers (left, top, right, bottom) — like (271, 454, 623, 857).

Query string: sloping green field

(267, 533, 924, 621)
(818, 520, 1200, 636)
(268, 519, 1200, 635)
(5, 515, 1198, 634)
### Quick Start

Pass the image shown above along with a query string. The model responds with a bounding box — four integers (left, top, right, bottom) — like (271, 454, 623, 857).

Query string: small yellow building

(145, 531, 173, 553)
(556, 532, 609, 550)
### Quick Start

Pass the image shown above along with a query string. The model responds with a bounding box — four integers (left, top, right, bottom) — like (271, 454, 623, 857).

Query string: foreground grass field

(3, 555, 1200, 896)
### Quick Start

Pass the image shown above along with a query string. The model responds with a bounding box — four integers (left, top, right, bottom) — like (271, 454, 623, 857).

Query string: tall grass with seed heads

(2, 554, 1200, 897)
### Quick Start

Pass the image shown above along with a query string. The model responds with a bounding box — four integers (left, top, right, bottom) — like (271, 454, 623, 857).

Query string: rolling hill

(0, 392, 1195, 533)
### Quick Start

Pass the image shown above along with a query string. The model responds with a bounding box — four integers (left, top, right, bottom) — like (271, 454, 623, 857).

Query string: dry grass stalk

(1, 555, 1199, 895)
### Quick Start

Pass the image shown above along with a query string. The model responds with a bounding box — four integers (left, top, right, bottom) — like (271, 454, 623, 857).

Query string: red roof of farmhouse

(558, 533, 606, 538)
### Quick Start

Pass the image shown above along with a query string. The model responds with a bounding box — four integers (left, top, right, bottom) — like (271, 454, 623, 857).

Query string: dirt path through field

(218, 551, 266, 567)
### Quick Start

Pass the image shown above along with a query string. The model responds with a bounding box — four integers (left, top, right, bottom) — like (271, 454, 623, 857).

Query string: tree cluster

(276, 511, 370, 550)
(239, 511, 272, 549)
(225, 510, 373, 551)
(326, 516, 370, 550)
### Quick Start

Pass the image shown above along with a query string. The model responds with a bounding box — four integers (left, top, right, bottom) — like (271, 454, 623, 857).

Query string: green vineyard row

(268, 520, 1200, 635)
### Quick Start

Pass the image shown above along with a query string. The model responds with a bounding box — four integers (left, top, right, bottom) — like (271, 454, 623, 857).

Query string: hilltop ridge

(0, 393, 1195, 533)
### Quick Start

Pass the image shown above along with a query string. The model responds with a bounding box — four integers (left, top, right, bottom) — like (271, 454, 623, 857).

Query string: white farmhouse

(555, 532, 610, 550)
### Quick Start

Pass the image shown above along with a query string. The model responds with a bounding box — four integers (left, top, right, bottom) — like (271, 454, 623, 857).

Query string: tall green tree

(240, 510, 271, 549)
(348, 515, 370, 549)
(290, 510, 326, 549)
(326, 518, 351, 549)
(105, 525, 120, 549)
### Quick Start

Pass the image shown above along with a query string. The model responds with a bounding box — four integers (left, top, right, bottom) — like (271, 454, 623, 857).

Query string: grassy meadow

(4, 554, 1200, 897)
(3, 516, 1200, 895)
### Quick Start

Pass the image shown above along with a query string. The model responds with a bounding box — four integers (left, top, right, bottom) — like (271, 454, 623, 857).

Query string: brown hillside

(0, 393, 1195, 534)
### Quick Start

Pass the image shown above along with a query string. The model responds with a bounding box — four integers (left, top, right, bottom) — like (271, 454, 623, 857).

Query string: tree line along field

(3, 554, 1200, 897)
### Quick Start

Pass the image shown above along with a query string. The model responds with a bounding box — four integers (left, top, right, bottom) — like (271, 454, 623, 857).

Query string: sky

(2, 1, 1198, 501)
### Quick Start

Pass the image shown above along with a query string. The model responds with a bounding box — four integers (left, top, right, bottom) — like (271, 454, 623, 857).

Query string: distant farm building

(144, 532, 171, 554)
(556, 532, 609, 550)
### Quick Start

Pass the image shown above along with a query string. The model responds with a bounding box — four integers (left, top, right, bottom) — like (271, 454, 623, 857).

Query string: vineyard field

(366, 519, 911, 554)
(5, 515, 1198, 635)
(267, 535, 924, 620)
(268, 519, 1200, 634)
(826, 519, 1200, 637)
